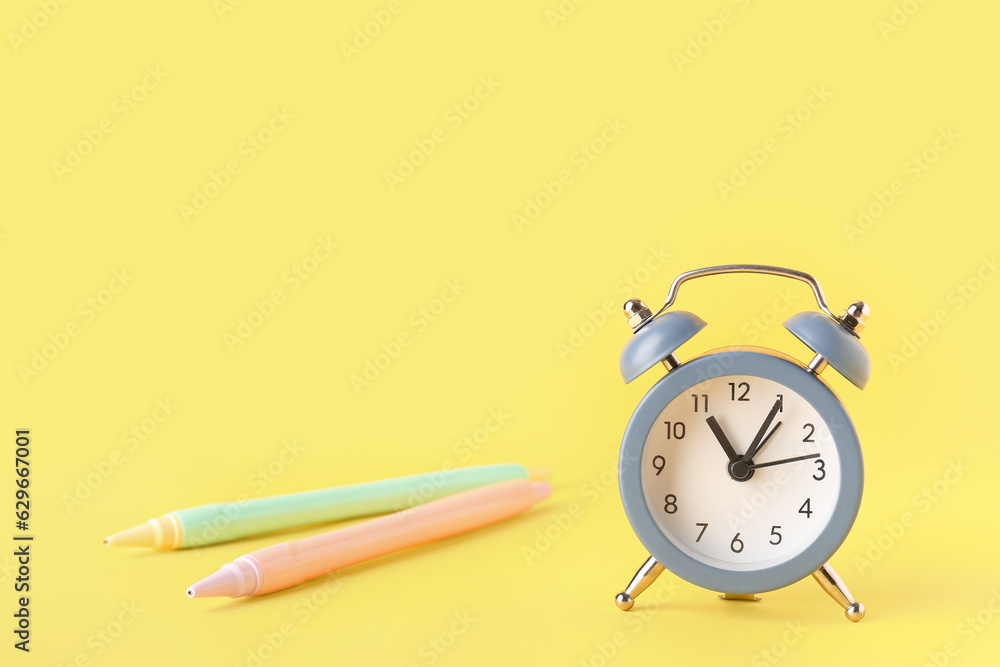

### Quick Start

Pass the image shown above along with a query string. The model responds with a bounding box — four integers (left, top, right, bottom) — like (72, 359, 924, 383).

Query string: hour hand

(706, 416, 739, 463)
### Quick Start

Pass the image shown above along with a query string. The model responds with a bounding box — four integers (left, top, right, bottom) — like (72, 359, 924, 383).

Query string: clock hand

(705, 416, 739, 463)
(722, 422, 780, 482)
(750, 421, 781, 460)
(742, 398, 784, 463)
(747, 453, 820, 470)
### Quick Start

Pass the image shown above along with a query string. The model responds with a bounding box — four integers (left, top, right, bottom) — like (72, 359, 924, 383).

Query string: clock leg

(719, 593, 761, 601)
(812, 562, 866, 622)
(615, 555, 665, 611)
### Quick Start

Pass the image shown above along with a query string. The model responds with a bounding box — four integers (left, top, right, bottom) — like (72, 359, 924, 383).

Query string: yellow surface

(2, 1, 998, 665)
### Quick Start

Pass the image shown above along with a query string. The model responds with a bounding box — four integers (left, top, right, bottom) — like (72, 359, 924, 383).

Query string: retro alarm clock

(614, 265, 871, 621)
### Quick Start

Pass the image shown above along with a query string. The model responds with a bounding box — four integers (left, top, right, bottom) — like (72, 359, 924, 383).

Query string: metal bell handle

(638, 264, 836, 332)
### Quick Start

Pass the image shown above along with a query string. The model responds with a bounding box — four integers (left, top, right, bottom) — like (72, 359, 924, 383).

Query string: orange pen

(186, 479, 551, 598)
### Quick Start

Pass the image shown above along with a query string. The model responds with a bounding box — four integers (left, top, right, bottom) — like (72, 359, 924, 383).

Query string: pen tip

(187, 567, 245, 599)
(103, 522, 157, 548)
(532, 481, 552, 501)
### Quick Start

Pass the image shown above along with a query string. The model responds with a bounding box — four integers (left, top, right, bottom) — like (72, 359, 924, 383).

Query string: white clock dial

(640, 374, 840, 571)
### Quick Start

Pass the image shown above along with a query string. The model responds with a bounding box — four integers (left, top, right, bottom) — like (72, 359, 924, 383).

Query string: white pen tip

(187, 568, 241, 599)
(532, 482, 552, 501)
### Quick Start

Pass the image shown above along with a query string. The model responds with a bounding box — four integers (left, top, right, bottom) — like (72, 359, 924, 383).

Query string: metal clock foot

(719, 593, 761, 601)
(812, 562, 866, 622)
(615, 555, 665, 611)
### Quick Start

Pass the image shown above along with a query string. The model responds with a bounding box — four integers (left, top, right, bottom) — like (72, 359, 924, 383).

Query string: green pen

(103, 464, 529, 549)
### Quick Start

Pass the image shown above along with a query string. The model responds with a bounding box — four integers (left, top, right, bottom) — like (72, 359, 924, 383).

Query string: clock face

(640, 374, 840, 571)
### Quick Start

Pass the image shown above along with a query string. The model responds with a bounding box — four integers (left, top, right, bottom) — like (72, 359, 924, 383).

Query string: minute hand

(742, 398, 783, 463)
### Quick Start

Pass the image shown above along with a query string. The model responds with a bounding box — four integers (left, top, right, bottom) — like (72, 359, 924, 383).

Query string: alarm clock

(614, 265, 871, 621)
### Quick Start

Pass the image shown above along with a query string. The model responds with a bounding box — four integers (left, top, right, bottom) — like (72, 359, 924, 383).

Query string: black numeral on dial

(730, 533, 744, 553)
(770, 525, 782, 545)
(813, 459, 826, 480)
(664, 494, 677, 514)
(695, 523, 708, 542)
(799, 498, 813, 518)
(802, 423, 816, 442)
(663, 421, 686, 439)
(728, 382, 750, 401)
(652, 455, 665, 475)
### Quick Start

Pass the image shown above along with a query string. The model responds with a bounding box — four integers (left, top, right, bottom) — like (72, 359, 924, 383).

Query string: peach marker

(187, 479, 551, 598)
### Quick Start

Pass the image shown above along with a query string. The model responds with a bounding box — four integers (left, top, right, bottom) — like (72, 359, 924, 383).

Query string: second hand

(747, 453, 820, 470)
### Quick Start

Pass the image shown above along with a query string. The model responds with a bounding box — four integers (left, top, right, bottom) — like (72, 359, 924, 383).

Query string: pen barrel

(178, 464, 527, 548)
(249, 479, 543, 595)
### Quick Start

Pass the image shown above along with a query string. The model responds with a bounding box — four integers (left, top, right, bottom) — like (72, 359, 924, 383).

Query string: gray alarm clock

(614, 265, 871, 622)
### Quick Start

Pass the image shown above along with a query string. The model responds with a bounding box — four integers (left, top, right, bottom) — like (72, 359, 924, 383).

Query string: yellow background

(2, 1, 998, 665)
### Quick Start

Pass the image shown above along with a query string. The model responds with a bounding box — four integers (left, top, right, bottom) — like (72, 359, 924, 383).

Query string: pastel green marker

(103, 464, 529, 549)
